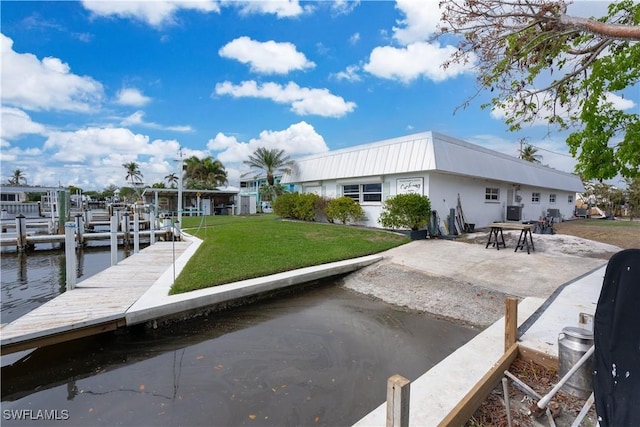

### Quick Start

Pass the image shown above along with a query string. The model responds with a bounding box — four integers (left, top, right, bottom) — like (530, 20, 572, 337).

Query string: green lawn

(170, 214, 409, 294)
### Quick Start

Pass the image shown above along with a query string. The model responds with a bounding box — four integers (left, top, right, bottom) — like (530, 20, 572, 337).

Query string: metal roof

(282, 131, 584, 192)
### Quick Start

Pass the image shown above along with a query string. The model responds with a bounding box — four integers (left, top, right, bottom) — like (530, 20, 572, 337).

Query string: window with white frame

(485, 187, 500, 201)
(342, 183, 382, 203)
(568, 194, 574, 204)
(532, 192, 541, 203)
(549, 193, 556, 203)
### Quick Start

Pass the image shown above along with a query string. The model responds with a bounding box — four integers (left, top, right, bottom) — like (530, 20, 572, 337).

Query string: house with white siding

(280, 131, 583, 230)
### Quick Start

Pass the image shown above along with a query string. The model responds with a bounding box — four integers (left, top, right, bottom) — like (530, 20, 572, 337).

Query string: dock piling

(149, 211, 156, 245)
(75, 214, 85, 247)
(110, 215, 118, 266)
(64, 221, 77, 290)
(133, 214, 140, 253)
(15, 214, 27, 252)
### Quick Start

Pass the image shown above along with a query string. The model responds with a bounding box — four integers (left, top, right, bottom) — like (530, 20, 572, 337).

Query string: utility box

(507, 205, 522, 221)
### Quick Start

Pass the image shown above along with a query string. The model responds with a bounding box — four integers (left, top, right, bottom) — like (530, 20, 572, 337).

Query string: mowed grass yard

(171, 214, 409, 294)
(554, 218, 640, 249)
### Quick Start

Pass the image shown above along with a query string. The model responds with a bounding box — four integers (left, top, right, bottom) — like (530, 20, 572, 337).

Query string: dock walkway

(0, 240, 194, 354)
(0, 234, 381, 355)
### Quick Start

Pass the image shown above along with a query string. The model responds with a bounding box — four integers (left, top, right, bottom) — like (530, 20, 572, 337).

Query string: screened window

(342, 183, 382, 203)
(0, 194, 17, 202)
(532, 192, 541, 203)
(549, 194, 556, 203)
(485, 187, 500, 201)
(568, 195, 574, 204)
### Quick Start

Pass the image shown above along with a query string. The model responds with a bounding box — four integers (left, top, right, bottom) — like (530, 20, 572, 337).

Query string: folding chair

(593, 249, 640, 426)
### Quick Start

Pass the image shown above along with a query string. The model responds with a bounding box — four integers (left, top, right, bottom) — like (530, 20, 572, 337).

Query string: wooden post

(386, 374, 410, 427)
(110, 215, 118, 266)
(15, 214, 27, 252)
(505, 298, 518, 352)
(133, 213, 140, 253)
(64, 221, 76, 290)
(149, 210, 156, 245)
(75, 214, 84, 247)
(122, 212, 130, 247)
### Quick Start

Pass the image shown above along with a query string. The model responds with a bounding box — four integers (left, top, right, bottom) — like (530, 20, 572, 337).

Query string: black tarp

(593, 248, 640, 426)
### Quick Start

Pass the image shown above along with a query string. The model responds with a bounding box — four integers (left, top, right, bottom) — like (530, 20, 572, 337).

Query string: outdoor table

(485, 222, 536, 254)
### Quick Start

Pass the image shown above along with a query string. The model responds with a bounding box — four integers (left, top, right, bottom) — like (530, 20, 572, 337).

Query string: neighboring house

(281, 131, 584, 229)
(239, 173, 298, 213)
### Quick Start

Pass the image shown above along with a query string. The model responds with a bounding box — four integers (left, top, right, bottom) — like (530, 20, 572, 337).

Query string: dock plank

(0, 241, 192, 352)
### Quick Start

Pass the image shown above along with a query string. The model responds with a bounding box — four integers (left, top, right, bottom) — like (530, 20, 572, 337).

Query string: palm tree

(520, 144, 542, 163)
(242, 147, 296, 186)
(164, 172, 179, 188)
(8, 169, 27, 185)
(183, 156, 227, 189)
(123, 162, 143, 200)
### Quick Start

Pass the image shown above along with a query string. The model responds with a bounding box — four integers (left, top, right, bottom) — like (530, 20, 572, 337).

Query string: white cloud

(81, 0, 220, 27)
(231, 0, 309, 18)
(332, 0, 360, 16)
(349, 32, 360, 45)
(604, 92, 636, 110)
(207, 121, 329, 182)
(393, 0, 442, 44)
(332, 65, 362, 82)
(214, 80, 357, 117)
(219, 37, 315, 74)
(364, 41, 475, 83)
(116, 88, 152, 106)
(0, 107, 46, 141)
(1, 33, 103, 112)
(121, 111, 193, 132)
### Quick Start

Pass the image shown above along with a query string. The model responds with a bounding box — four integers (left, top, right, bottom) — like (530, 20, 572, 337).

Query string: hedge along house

(280, 131, 584, 230)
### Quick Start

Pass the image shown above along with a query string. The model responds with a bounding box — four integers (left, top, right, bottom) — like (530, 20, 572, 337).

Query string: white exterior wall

(300, 172, 577, 230)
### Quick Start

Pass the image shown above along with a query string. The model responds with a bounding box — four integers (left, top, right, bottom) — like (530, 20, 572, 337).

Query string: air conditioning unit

(507, 205, 522, 221)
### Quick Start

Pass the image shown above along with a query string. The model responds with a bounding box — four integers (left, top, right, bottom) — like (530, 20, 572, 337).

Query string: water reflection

(2, 283, 478, 427)
(1, 245, 139, 324)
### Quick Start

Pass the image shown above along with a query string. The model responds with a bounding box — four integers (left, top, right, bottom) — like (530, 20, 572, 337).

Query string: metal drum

(558, 326, 594, 398)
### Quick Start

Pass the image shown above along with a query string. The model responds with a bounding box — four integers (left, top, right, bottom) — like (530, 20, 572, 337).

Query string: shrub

(273, 192, 298, 218)
(294, 193, 320, 221)
(326, 197, 365, 225)
(379, 193, 431, 230)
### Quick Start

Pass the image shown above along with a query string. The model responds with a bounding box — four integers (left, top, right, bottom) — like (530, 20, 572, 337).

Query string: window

(485, 187, 499, 201)
(549, 194, 556, 203)
(1, 194, 17, 202)
(362, 183, 382, 202)
(568, 194, 574, 204)
(532, 192, 541, 203)
(342, 183, 382, 203)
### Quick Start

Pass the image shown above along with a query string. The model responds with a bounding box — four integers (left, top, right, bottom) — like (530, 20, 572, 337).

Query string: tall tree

(242, 147, 296, 186)
(520, 144, 542, 163)
(183, 156, 227, 190)
(164, 172, 178, 188)
(8, 168, 27, 185)
(123, 161, 143, 187)
(438, 0, 640, 180)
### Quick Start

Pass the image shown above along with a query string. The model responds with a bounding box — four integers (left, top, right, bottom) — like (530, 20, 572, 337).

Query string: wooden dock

(0, 240, 192, 355)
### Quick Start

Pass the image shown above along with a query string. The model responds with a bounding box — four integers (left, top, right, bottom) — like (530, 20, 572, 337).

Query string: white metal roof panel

(282, 131, 583, 193)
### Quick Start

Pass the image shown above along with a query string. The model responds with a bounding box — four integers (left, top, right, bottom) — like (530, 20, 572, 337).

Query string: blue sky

(1, 1, 637, 191)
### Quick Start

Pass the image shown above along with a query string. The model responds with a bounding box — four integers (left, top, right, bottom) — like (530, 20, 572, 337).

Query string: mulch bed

(466, 358, 597, 427)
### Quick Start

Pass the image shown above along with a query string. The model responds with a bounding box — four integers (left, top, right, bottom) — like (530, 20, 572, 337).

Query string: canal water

(1, 246, 479, 426)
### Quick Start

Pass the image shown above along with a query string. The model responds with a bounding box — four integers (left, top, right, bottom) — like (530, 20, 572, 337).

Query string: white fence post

(110, 215, 118, 266)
